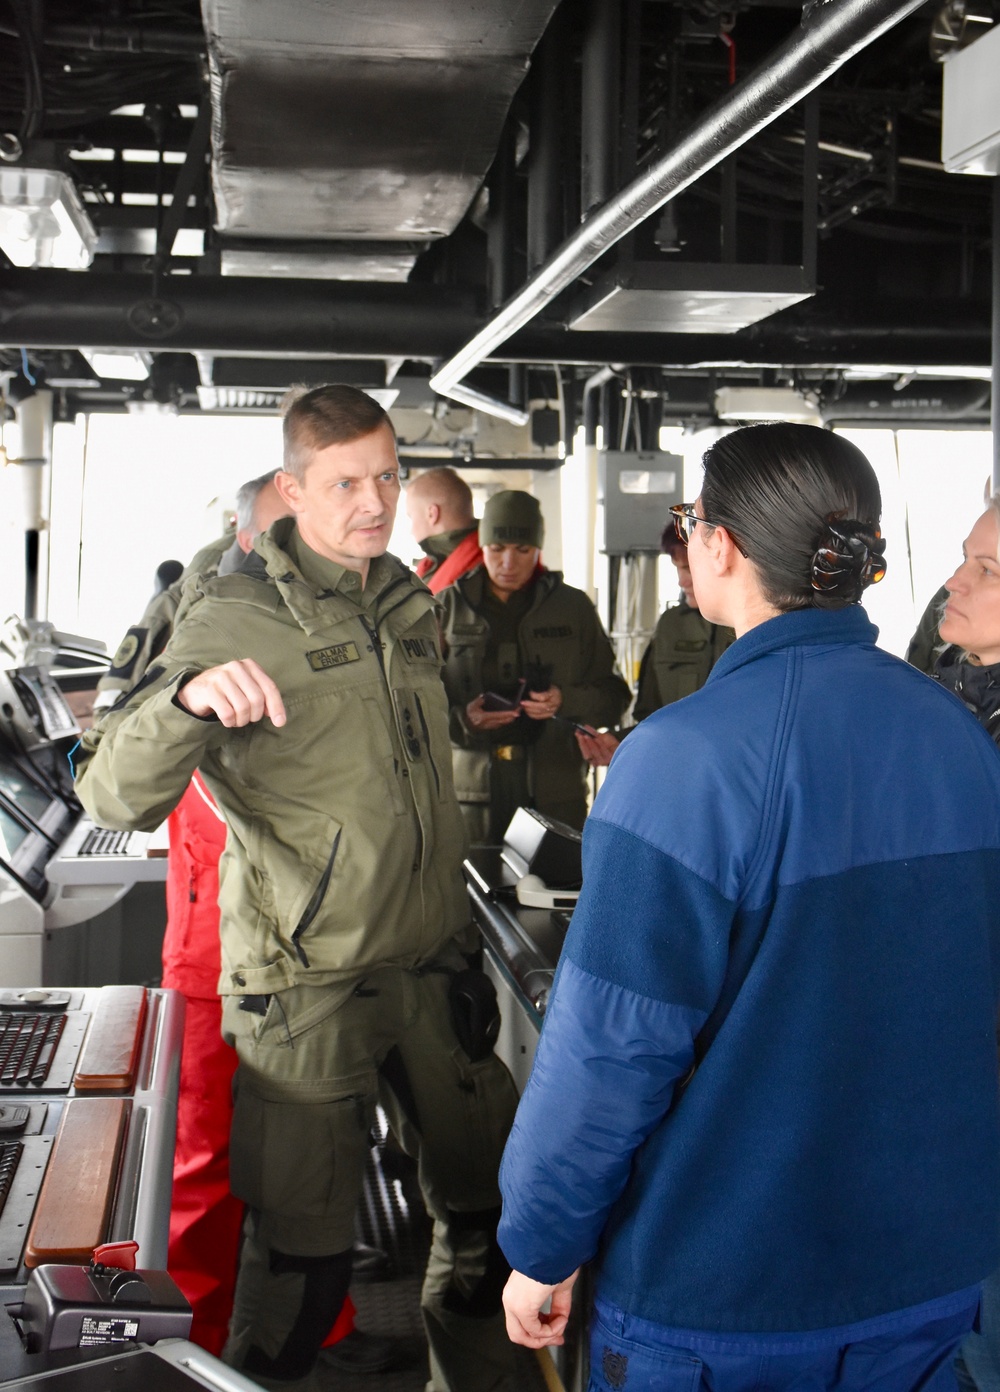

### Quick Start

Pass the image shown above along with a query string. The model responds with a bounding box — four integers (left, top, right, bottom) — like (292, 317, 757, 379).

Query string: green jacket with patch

(631, 601, 735, 722)
(75, 518, 469, 996)
(438, 565, 630, 822)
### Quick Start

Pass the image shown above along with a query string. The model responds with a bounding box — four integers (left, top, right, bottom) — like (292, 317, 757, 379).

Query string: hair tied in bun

(811, 518, 887, 602)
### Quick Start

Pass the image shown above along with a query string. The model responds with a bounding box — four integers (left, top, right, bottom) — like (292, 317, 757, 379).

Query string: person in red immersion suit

(405, 466, 483, 594)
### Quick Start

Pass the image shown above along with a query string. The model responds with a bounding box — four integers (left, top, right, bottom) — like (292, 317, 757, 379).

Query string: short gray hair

(235, 469, 279, 533)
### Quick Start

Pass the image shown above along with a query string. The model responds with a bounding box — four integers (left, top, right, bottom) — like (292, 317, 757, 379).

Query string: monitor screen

(0, 803, 29, 863)
(0, 749, 54, 829)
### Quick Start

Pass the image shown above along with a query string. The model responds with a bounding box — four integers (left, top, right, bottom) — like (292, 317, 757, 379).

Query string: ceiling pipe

(430, 0, 931, 418)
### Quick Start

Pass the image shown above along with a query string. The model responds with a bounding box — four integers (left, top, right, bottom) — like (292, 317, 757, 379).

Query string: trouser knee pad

(242, 1247, 353, 1381)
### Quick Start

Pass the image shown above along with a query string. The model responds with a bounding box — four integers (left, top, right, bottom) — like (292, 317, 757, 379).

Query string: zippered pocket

(290, 829, 341, 967)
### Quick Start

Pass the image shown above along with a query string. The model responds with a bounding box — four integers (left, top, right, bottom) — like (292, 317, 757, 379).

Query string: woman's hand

(575, 728, 620, 767)
(520, 685, 563, 721)
(502, 1268, 578, 1348)
(465, 694, 521, 731)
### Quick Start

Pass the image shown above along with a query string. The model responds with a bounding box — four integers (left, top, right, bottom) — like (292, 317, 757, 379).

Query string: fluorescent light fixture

(714, 386, 821, 423)
(0, 168, 97, 269)
(82, 350, 152, 382)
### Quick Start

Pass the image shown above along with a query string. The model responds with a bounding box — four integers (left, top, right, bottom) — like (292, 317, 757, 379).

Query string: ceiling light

(0, 168, 97, 270)
(82, 351, 152, 382)
(714, 387, 821, 423)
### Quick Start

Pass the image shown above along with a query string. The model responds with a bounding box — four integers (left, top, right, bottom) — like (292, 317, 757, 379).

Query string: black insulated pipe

(580, 0, 621, 218)
(431, 0, 935, 403)
(527, 17, 565, 273)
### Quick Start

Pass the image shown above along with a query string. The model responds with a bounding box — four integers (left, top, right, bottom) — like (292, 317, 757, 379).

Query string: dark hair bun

(810, 518, 887, 605)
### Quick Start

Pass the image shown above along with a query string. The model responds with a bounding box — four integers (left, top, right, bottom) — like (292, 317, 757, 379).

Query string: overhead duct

(201, 0, 559, 251)
(430, 0, 933, 417)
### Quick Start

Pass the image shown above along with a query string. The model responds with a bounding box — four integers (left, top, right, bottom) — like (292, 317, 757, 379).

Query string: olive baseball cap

(479, 490, 544, 548)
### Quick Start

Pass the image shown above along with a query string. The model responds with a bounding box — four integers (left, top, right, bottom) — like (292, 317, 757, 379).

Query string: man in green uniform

(438, 490, 630, 843)
(73, 385, 519, 1392)
(576, 523, 735, 767)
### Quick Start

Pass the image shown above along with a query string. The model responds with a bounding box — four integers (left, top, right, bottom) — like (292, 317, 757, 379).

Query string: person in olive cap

(438, 489, 630, 843)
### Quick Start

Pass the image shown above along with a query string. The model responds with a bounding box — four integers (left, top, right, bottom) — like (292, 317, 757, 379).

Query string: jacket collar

(250, 518, 427, 635)
(706, 605, 879, 686)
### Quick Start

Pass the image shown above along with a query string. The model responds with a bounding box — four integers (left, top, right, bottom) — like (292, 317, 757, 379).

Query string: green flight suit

(74, 518, 518, 1392)
(439, 565, 631, 842)
(631, 600, 736, 722)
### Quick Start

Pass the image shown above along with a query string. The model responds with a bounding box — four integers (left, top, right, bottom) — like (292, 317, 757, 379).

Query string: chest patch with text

(306, 641, 361, 671)
(532, 625, 573, 639)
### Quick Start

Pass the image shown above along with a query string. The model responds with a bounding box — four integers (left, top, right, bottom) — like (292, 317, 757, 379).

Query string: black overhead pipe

(580, 0, 621, 218)
(0, 272, 991, 367)
(526, 14, 565, 273)
(487, 120, 518, 310)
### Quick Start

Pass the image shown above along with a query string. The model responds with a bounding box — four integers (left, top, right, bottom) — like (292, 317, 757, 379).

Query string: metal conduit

(430, 0, 930, 417)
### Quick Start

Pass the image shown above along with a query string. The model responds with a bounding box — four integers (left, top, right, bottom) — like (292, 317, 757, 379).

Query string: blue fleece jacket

(498, 606, 1000, 1333)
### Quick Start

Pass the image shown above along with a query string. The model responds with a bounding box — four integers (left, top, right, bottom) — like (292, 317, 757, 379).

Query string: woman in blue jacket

(498, 423, 1000, 1392)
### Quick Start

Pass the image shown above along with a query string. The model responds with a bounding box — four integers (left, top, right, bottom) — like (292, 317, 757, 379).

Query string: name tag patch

(401, 636, 439, 662)
(532, 625, 572, 639)
(306, 641, 361, 671)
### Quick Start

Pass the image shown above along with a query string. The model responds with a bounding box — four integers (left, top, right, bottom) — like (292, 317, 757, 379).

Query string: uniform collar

(706, 605, 879, 686)
(419, 525, 477, 562)
(253, 518, 407, 631)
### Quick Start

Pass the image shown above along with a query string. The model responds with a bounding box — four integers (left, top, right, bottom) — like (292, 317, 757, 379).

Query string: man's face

(237, 479, 290, 553)
(940, 509, 1000, 664)
(671, 551, 697, 608)
(276, 423, 400, 578)
(482, 543, 539, 598)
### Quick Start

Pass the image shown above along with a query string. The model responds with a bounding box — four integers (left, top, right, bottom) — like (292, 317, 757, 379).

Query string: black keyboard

(0, 1012, 66, 1086)
(79, 826, 133, 855)
(0, 1140, 22, 1218)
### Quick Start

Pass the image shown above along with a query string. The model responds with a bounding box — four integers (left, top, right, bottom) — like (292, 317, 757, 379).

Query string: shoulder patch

(108, 627, 147, 678)
(306, 642, 361, 671)
(400, 636, 439, 662)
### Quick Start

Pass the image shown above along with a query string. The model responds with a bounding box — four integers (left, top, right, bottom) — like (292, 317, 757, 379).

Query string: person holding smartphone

(438, 490, 630, 844)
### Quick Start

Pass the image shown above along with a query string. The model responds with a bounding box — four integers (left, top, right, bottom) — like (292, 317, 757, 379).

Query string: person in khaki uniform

(576, 523, 735, 769)
(439, 490, 630, 843)
(73, 385, 519, 1392)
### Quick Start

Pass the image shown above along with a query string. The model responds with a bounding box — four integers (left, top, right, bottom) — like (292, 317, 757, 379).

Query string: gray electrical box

(598, 450, 683, 554)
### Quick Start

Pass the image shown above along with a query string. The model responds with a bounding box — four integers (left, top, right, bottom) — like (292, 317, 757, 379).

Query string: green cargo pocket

(229, 1083, 372, 1222)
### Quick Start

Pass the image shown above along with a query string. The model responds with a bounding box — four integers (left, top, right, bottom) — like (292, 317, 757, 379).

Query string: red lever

(91, 1240, 139, 1271)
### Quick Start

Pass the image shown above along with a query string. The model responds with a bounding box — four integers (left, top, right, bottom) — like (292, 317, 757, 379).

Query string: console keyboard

(79, 826, 133, 856)
(0, 1012, 66, 1086)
